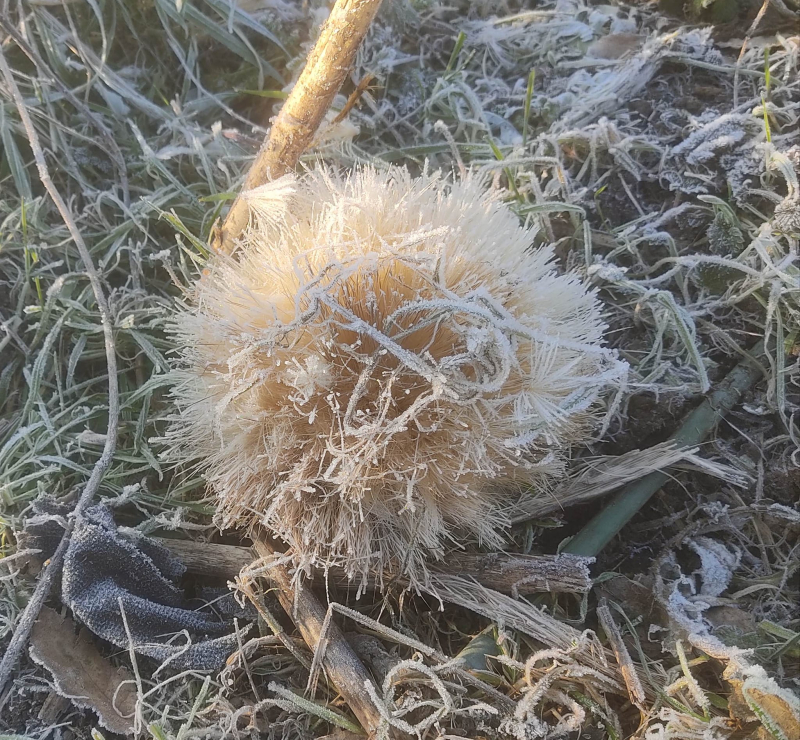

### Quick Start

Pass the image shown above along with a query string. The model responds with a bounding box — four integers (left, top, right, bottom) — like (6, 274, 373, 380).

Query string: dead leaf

(728, 678, 800, 740)
(706, 606, 758, 635)
(728, 679, 759, 728)
(38, 691, 71, 724)
(596, 574, 661, 621)
(586, 34, 644, 60)
(745, 687, 800, 740)
(29, 607, 136, 735)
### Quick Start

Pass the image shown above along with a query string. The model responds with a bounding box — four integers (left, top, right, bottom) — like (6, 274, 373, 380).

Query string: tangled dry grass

(0, 0, 798, 738)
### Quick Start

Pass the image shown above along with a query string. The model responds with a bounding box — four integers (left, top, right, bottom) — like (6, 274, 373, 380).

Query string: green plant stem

(564, 342, 765, 558)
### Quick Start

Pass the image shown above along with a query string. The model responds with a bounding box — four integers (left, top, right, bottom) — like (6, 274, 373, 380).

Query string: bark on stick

(156, 537, 594, 595)
(250, 537, 383, 737)
(211, 0, 384, 255)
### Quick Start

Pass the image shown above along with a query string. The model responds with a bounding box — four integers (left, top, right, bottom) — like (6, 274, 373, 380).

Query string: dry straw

(165, 165, 626, 589)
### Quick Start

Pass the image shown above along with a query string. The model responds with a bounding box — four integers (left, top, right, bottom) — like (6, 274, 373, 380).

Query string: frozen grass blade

(267, 683, 364, 735)
(522, 68, 535, 147)
(0, 44, 120, 693)
(564, 342, 766, 557)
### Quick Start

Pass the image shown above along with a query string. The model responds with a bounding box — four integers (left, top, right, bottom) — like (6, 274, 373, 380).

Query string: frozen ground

(0, 1, 798, 738)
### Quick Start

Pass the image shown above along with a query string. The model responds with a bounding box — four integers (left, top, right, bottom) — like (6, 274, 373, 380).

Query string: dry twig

(249, 537, 383, 737)
(210, 0, 384, 254)
(157, 538, 593, 595)
(0, 46, 120, 695)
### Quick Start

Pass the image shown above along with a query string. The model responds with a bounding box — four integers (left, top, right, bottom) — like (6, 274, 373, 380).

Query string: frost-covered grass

(0, 0, 798, 738)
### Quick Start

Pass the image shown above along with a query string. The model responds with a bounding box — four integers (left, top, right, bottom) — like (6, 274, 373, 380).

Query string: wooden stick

(211, 0, 384, 255)
(155, 538, 593, 595)
(250, 537, 383, 737)
(204, 2, 387, 732)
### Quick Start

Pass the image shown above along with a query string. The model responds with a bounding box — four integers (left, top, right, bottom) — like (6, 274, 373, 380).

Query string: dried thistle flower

(164, 166, 625, 588)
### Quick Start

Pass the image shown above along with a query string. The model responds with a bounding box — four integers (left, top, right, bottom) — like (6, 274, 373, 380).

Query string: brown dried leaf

(596, 575, 661, 621)
(29, 607, 136, 735)
(745, 687, 800, 740)
(728, 678, 800, 740)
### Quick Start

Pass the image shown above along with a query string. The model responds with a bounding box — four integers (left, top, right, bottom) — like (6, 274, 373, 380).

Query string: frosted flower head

(164, 166, 625, 588)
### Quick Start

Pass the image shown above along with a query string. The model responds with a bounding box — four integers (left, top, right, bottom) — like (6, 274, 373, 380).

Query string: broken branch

(156, 538, 593, 595)
(211, 0, 384, 255)
(0, 45, 120, 696)
(249, 536, 383, 737)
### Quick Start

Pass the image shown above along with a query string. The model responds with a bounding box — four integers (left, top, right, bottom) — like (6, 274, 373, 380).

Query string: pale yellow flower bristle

(164, 165, 626, 590)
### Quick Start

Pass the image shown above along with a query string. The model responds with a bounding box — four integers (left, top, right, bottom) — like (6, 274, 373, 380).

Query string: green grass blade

(564, 342, 766, 557)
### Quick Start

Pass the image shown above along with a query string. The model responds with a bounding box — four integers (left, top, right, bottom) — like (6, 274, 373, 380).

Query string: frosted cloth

(21, 496, 251, 670)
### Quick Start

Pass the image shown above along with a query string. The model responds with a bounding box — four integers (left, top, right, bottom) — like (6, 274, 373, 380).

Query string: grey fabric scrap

(22, 496, 251, 671)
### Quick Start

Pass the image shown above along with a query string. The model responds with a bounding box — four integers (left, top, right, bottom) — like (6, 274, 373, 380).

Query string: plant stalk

(564, 342, 766, 558)
(211, 0, 384, 255)
(250, 537, 382, 736)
